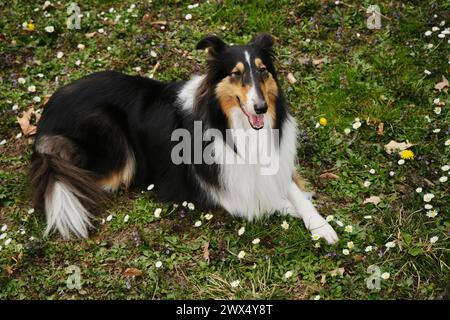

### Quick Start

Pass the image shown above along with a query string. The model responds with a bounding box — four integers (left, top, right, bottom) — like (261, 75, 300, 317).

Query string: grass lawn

(0, 0, 449, 299)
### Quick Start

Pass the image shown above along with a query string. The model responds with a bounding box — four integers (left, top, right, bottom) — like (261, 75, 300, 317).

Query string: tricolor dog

(30, 34, 338, 244)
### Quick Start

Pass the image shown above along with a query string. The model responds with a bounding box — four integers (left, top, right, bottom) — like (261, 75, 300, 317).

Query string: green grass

(0, 0, 449, 299)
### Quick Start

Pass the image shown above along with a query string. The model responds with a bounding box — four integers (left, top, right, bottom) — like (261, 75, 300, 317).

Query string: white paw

(308, 215, 339, 244)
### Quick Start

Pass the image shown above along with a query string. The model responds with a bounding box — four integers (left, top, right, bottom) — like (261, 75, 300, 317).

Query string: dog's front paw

(308, 215, 339, 244)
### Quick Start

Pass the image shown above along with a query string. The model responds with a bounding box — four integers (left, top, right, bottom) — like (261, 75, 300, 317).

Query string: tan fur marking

(232, 62, 245, 74)
(254, 58, 266, 70)
(294, 173, 307, 191)
(98, 153, 135, 192)
(260, 73, 278, 125)
(215, 77, 250, 126)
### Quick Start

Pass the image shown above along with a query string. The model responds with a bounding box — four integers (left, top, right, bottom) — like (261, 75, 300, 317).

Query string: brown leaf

(319, 172, 340, 180)
(287, 72, 297, 84)
(363, 195, 381, 205)
(141, 14, 151, 23)
(320, 273, 327, 285)
(312, 57, 326, 66)
(377, 122, 384, 136)
(151, 20, 167, 26)
(43, 94, 52, 105)
(123, 267, 142, 277)
(434, 75, 449, 92)
(329, 267, 345, 277)
(203, 241, 210, 263)
(17, 107, 37, 136)
(84, 32, 96, 39)
(384, 140, 414, 154)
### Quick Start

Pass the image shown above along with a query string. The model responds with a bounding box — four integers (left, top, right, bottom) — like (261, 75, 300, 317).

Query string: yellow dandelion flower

(400, 150, 414, 160)
(319, 117, 327, 126)
(27, 23, 35, 31)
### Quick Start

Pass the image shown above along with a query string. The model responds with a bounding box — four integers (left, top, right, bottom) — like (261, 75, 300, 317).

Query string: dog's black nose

(254, 102, 268, 114)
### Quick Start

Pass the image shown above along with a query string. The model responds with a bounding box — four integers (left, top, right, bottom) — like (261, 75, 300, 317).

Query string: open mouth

(237, 97, 265, 130)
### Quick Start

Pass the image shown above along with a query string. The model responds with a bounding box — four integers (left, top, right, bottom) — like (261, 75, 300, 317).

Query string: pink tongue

(249, 114, 264, 129)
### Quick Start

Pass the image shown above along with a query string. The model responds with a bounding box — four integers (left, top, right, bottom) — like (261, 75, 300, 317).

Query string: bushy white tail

(44, 181, 93, 239)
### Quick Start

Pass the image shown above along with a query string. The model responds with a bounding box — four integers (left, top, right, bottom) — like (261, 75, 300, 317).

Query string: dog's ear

(250, 33, 274, 51)
(196, 35, 227, 56)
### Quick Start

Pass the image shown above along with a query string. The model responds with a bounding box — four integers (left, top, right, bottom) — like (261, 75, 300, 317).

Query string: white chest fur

(208, 111, 298, 219)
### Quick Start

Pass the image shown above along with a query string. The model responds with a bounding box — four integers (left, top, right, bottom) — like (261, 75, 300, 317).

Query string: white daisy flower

(344, 225, 353, 233)
(347, 241, 354, 249)
(185, 13, 193, 20)
(424, 204, 433, 210)
(314, 242, 321, 248)
(33, 96, 41, 103)
(194, 220, 202, 227)
(27, 85, 36, 92)
(97, 28, 105, 33)
(27, 208, 35, 214)
(429, 236, 438, 244)
(56, 51, 64, 59)
(389, 171, 395, 177)
(238, 227, 245, 236)
(281, 220, 290, 230)
(0, 225, 6, 232)
(0, 233, 6, 240)
(385, 241, 396, 248)
(147, 184, 154, 190)
(313, 295, 321, 300)
(381, 272, 390, 280)
(230, 280, 240, 288)
(369, 169, 376, 174)
(284, 270, 293, 279)
(150, 50, 157, 58)
(187, 203, 195, 210)
(352, 121, 362, 129)
(205, 213, 213, 220)
(446, 139, 450, 146)
(237, 250, 246, 259)
(423, 193, 434, 202)
(344, 128, 351, 135)
(424, 30, 432, 36)
(398, 159, 405, 165)
(12, 104, 19, 111)
(311, 234, 321, 241)
(434, 107, 442, 115)
(342, 249, 350, 255)
(441, 165, 449, 171)
(123, 214, 129, 222)
(252, 238, 260, 245)
(426, 210, 438, 218)
(44, 26, 54, 33)
(365, 245, 373, 252)
(432, 26, 440, 32)
(106, 214, 113, 221)
(18, 77, 26, 84)
(182, 201, 187, 207)
(154, 208, 162, 218)
(363, 180, 371, 187)
(325, 215, 334, 222)
(416, 187, 423, 193)
(433, 129, 441, 133)
(439, 176, 448, 183)
(155, 261, 162, 268)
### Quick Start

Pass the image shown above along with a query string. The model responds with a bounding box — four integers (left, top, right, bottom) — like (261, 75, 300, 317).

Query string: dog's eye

(231, 70, 242, 77)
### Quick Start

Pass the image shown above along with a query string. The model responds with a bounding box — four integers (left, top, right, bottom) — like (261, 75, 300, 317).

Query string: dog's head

(196, 34, 279, 130)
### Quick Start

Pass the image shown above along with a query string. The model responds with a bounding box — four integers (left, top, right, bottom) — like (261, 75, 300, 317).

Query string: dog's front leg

(286, 182, 338, 244)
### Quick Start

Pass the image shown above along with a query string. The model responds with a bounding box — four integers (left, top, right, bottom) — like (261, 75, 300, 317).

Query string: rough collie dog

(29, 34, 338, 244)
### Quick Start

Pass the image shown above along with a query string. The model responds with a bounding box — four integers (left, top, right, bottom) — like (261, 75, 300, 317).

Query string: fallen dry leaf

(319, 172, 340, 180)
(384, 140, 414, 154)
(123, 267, 142, 277)
(203, 241, 210, 263)
(17, 107, 38, 136)
(377, 122, 384, 136)
(287, 72, 297, 84)
(320, 273, 327, 285)
(312, 57, 326, 66)
(84, 31, 96, 39)
(330, 267, 345, 277)
(363, 195, 381, 205)
(434, 75, 449, 92)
